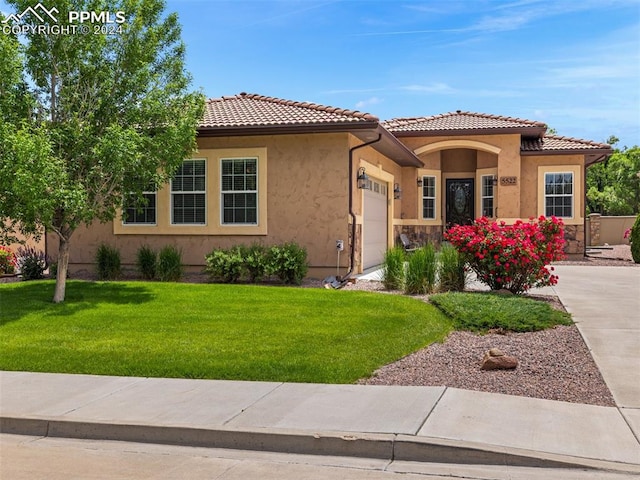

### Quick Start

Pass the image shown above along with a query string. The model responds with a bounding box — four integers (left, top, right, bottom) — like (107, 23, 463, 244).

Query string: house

(58, 92, 612, 279)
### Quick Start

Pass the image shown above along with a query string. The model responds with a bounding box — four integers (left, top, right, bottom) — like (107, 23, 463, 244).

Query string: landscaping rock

(481, 348, 518, 370)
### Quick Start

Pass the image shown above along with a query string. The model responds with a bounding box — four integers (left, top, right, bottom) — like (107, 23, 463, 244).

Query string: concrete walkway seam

(221, 382, 285, 427)
(412, 385, 447, 436)
(2, 416, 639, 475)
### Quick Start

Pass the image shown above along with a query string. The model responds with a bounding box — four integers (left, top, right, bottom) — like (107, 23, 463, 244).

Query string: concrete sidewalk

(1, 371, 639, 474)
(1, 265, 639, 474)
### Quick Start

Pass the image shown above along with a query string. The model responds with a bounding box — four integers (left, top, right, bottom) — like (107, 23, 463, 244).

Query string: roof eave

(521, 148, 613, 158)
(354, 126, 423, 167)
(197, 121, 379, 137)
(389, 126, 547, 138)
(522, 149, 612, 167)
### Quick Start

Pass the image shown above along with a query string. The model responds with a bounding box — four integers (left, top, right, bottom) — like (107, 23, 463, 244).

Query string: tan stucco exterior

(51, 124, 598, 279)
(54, 132, 405, 278)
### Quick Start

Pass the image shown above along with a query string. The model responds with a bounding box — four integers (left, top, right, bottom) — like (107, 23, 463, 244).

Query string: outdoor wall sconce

(492, 175, 498, 186)
(417, 177, 423, 187)
(393, 183, 402, 199)
(357, 167, 369, 189)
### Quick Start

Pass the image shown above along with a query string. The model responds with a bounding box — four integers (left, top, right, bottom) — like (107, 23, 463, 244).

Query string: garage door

(362, 179, 388, 270)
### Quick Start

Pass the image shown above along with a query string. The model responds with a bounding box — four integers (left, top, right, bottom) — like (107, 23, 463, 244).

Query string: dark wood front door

(446, 178, 474, 228)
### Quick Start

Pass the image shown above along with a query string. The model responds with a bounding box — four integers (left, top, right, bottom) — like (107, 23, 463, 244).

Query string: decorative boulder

(481, 348, 518, 370)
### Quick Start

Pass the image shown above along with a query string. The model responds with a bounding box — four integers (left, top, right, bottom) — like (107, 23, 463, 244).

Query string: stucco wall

(520, 154, 584, 222)
(396, 133, 523, 220)
(587, 214, 636, 246)
(52, 133, 354, 278)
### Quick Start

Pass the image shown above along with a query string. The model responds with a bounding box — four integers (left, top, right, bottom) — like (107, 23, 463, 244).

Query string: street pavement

(2, 434, 637, 480)
(1, 265, 639, 478)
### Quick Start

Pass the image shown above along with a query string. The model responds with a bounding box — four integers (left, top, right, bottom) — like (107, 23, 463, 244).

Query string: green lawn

(0, 280, 453, 383)
(430, 291, 573, 333)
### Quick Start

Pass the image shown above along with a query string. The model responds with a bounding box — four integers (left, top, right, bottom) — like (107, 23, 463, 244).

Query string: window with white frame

(123, 184, 156, 225)
(221, 158, 258, 225)
(422, 176, 436, 220)
(544, 172, 573, 218)
(481, 175, 494, 217)
(171, 159, 206, 224)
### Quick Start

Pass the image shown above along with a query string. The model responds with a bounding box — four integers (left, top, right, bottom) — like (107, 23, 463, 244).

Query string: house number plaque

(500, 176, 518, 186)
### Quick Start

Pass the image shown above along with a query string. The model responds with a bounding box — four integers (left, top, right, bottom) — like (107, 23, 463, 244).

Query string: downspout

(342, 134, 382, 283)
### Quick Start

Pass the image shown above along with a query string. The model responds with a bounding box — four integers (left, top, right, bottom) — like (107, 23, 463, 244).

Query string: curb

(3, 416, 639, 475)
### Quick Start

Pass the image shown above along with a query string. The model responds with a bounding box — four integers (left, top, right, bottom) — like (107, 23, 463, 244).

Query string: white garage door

(363, 179, 388, 270)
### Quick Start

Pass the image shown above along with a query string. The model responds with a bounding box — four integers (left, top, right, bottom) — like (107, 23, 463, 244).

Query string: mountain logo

(2, 3, 59, 24)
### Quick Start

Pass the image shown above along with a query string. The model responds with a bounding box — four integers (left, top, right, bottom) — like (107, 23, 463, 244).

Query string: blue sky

(168, 0, 639, 148)
(2, 0, 639, 147)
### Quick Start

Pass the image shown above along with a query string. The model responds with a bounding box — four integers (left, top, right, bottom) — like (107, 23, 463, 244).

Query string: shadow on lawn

(0, 280, 155, 324)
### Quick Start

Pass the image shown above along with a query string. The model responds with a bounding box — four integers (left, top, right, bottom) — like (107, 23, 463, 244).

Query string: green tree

(587, 136, 640, 215)
(0, 0, 204, 302)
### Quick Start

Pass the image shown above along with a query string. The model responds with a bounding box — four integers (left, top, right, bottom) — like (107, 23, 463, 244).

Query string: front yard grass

(430, 291, 573, 333)
(0, 280, 453, 383)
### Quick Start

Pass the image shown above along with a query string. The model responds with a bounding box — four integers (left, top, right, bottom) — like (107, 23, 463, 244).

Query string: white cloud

(400, 83, 456, 94)
(355, 97, 382, 109)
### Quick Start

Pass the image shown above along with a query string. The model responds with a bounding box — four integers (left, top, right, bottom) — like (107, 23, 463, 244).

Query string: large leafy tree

(0, 0, 204, 302)
(587, 136, 640, 215)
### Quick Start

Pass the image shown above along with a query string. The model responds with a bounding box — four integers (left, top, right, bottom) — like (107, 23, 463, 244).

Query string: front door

(446, 178, 474, 228)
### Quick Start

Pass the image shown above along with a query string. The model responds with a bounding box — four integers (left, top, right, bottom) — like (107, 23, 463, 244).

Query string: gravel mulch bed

(358, 326, 615, 407)
(346, 251, 631, 407)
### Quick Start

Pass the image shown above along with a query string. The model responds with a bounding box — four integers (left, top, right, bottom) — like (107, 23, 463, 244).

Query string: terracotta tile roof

(201, 92, 378, 128)
(521, 135, 612, 153)
(382, 111, 547, 134)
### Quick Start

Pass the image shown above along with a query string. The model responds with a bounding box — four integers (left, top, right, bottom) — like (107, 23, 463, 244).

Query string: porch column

(496, 142, 521, 220)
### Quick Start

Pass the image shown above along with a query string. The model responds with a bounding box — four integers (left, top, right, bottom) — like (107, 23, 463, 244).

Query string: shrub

(438, 243, 467, 292)
(95, 244, 121, 280)
(136, 245, 157, 280)
(0, 246, 17, 275)
(631, 214, 640, 264)
(405, 243, 436, 294)
(445, 216, 565, 294)
(157, 245, 183, 282)
(205, 247, 244, 283)
(382, 247, 405, 290)
(16, 246, 48, 280)
(240, 244, 268, 283)
(267, 242, 308, 285)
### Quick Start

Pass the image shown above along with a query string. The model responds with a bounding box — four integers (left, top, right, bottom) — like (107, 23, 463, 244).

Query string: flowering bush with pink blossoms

(0, 246, 17, 275)
(444, 216, 565, 294)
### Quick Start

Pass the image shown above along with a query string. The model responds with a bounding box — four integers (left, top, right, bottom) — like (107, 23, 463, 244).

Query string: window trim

(113, 147, 268, 236)
(422, 175, 437, 220)
(122, 188, 157, 226)
(480, 174, 495, 218)
(543, 171, 574, 219)
(413, 169, 441, 226)
(170, 158, 207, 226)
(537, 165, 582, 225)
(220, 157, 259, 226)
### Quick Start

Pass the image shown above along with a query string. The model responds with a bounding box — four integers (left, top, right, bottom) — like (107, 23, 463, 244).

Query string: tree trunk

(52, 234, 71, 303)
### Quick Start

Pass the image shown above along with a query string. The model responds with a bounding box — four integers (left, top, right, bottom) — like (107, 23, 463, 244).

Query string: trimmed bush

(267, 242, 308, 285)
(157, 245, 183, 282)
(382, 247, 405, 290)
(205, 242, 307, 285)
(0, 246, 17, 275)
(405, 243, 436, 294)
(240, 244, 268, 283)
(136, 245, 157, 280)
(95, 244, 121, 280)
(631, 214, 640, 264)
(205, 247, 244, 283)
(16, 246, 48, 280)
(438, 243, 467, 292)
